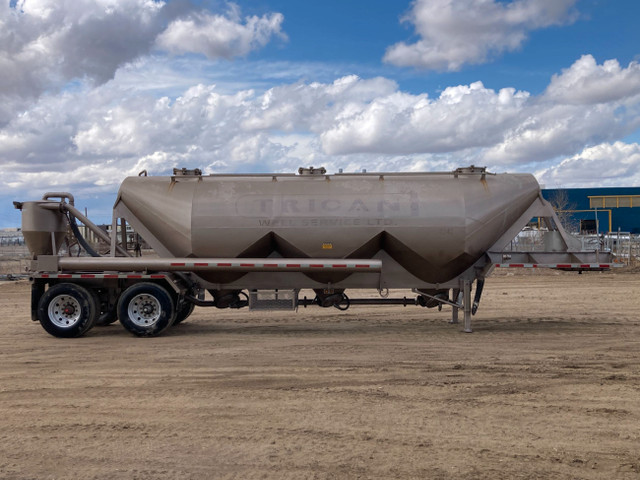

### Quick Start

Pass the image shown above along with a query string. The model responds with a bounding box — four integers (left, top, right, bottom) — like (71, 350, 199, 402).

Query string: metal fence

(0, 233, 25, 246)
(0, 233, 28, 256)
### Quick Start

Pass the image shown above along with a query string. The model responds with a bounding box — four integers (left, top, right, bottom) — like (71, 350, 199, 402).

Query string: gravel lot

(1, 270, 639, 479)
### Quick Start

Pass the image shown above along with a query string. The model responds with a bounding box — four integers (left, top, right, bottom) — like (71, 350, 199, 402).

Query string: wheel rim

(128, 293, 162, 327)
(48, 294, 82, 328)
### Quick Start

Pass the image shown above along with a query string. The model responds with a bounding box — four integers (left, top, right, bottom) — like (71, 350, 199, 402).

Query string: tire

(117, 283, 175, 337)
(37, 283, 98, 338)
(172, 300, 195, 326)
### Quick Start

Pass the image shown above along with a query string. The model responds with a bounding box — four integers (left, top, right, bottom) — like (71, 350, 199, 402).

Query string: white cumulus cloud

(0, 0, 286, 126)
(321, 81, 529, 155)
(0, 0, 168, 98)
(536, 142, 640, 188)
(384, 0, 578, 70)
(156, 4, 286, 59)
(483, 55, 640, 164)
(544, 55, 640, 105)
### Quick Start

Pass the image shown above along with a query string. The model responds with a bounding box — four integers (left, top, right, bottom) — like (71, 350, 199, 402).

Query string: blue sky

(1, 0, 640, 228)
(237, 0, 639, 94)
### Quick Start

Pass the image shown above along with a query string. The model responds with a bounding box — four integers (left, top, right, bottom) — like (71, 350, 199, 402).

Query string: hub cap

(48, 295, 82, 328)
(128, 294, 161, 327)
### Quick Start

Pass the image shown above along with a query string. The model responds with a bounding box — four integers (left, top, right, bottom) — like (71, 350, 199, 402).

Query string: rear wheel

(118, 283, 175, 337)
(37, 283, 98, 338)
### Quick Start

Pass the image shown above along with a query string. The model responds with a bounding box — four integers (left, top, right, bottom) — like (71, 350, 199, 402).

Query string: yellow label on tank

(322, 242, 333, 250)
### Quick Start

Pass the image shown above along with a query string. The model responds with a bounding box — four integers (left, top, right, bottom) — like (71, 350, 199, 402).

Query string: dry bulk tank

(17, 165, 616, 338)
(115, 167, 540, 286)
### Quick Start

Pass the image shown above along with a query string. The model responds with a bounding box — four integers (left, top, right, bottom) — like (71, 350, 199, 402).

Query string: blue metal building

(542, 187, 640, 234)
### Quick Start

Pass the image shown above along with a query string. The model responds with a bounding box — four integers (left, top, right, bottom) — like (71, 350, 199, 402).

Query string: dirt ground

(1, 270, 639, 479)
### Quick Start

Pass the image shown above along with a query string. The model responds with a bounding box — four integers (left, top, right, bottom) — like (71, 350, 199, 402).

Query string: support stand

(463, 279, 473, 333)
(450, 287, 461, 324)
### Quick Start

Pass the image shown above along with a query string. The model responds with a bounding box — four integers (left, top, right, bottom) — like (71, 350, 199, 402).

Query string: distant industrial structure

(542, 187, 640, 234)
(0, 228, 25, 247)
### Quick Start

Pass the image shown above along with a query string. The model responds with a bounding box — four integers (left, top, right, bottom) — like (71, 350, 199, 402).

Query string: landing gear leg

(450, 287, 461, 324)
(463, 279, 472, 333)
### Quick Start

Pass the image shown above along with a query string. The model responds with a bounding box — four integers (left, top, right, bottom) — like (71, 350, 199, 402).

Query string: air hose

(67, 212, 101, 257)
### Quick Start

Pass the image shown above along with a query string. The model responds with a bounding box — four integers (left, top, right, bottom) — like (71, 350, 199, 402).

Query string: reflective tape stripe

(33, 259, 382, 279)
(33, 273, 169, 280)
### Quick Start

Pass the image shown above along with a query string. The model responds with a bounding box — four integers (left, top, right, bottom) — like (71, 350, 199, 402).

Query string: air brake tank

(116, 167, 540, 284)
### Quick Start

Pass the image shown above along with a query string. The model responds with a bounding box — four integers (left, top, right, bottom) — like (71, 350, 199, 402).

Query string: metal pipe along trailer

(14, 166, 616, 337)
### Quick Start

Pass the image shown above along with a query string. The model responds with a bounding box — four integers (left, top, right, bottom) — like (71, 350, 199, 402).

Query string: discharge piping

(43, 192, 75, 206)
(40, 202, 131, 257)
(67, 212, 100, 257)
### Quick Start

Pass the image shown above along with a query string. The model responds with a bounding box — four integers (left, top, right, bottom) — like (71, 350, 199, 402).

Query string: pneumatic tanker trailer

(14, 166, 616, 338)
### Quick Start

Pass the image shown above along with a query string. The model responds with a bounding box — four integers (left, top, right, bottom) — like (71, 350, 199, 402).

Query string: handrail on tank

(335, 165, 496, 177)
(197, 165, 497, 178)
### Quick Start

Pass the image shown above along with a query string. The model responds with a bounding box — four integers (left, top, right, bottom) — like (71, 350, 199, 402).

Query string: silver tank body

(116, 171, 540, 285)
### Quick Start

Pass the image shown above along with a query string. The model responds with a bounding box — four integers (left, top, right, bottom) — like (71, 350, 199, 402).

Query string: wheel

(172, 300, 195, 326)
(117, 283, 175, 337)
(37, 283, 98, 338)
